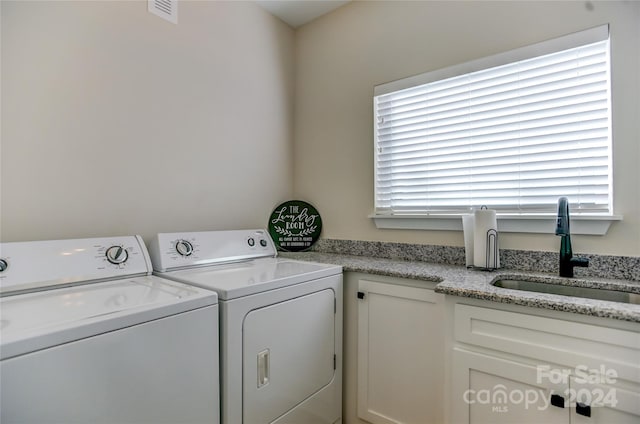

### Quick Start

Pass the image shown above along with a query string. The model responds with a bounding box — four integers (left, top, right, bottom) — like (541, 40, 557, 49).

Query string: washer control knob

(0, 259, 8, 272)
(260, 239, 268, 247)
(105, 246, 129, 265)
(175, 240, 194, 257)
(247, 238, 255, 247)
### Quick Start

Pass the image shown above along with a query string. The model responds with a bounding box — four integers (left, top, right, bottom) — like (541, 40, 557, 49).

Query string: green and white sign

(268, 200, 322, 252)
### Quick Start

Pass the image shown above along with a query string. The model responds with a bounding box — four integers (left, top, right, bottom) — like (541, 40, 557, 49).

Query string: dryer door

(243, 288, 336, 424)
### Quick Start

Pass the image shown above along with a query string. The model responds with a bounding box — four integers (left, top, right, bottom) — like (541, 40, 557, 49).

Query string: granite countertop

(283, 252, 640, 323)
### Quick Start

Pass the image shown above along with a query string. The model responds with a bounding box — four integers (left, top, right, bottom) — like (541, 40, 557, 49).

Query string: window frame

(371, 25, 621, 235)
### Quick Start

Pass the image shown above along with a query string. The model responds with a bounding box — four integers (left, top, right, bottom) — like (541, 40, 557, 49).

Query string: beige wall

(2, 1, 638, 256)
(294, 0, 640, 256)
(1, 0, 295, 243)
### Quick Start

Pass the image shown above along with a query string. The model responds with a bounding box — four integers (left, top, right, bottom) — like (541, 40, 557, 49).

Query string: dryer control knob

(105, 246, 129, 265)
(0, 258, 8, 272)
(175, 240, 194, 257)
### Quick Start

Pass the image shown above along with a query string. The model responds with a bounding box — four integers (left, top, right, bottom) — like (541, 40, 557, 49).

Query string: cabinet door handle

(550, 394, 565, 408)
(576, 402, 591, 417)
(357, 291, 365, 299)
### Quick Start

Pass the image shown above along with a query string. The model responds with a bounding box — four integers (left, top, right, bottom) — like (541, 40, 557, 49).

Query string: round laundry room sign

(268, 200, 322, 252)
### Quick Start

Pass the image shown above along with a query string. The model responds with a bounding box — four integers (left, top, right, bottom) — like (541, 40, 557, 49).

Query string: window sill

(370, 214, 623, 235)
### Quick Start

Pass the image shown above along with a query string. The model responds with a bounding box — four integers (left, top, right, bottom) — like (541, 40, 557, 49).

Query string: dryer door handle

(257, 349, 270, 388)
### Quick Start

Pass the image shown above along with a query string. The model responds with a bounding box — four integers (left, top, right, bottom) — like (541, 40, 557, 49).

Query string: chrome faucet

(555, 197, 589, 277)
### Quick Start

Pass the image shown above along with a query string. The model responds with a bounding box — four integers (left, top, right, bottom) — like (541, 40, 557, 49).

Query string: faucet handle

(571, 257, 590, 268)
(555, 197, 570, 236)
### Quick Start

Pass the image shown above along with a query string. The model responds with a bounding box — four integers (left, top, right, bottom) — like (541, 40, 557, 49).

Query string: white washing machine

(148, 229, 343, 424)
(0, 235, 220, 424)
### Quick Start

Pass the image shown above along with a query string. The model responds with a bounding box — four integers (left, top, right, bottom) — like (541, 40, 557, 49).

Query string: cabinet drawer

(454, 304, 640, 384)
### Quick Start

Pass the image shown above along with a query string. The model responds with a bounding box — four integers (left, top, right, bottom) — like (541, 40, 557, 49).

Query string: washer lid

(159, 258, 342, 300)
(0, 275, 217, 360)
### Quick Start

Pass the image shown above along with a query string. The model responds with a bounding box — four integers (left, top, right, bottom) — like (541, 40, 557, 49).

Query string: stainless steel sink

(492, 279, 640, 305)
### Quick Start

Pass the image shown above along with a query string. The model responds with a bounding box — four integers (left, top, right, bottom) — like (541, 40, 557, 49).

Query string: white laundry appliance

(0, 235, 220, 424)
(148, 229, 343, 424)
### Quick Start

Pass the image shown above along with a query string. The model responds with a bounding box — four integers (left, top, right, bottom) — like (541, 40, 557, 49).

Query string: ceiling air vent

(148, 0, 178, 24)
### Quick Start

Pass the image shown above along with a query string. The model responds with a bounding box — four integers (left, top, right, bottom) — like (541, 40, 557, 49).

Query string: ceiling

(255, 0, 351, 28)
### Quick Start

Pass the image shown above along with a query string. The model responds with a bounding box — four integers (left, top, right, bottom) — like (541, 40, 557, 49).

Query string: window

(373, 25, 614, 232)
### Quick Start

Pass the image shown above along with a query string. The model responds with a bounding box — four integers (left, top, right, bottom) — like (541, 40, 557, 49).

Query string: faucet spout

(555, 197, 589, 277)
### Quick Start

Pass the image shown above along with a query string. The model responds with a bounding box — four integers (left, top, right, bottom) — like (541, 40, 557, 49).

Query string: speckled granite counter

(282, 252, 640, 323)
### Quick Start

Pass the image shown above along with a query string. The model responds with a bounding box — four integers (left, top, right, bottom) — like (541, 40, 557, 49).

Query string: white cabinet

(344, 274, 444, 424)
(449, 300, 640, 424)
(453, 349, 567, 424)
(452, 349, 640, 424)
(569, 376, 640, 424)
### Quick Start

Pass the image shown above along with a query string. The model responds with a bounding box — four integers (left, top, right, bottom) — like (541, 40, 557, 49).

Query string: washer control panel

(149, 229, 277, 272)
(0, 236, 152, 295)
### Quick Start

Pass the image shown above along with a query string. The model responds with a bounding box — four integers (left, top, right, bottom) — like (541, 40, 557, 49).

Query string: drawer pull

(550, 394, 565, 408)
(576, 402, 591, 417)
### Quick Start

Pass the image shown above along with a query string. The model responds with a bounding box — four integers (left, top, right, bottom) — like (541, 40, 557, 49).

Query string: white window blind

(374, 25, 612, 216)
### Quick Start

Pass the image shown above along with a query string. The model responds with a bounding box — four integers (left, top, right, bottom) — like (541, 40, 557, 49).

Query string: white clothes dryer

(0, 236, 220, 424)
(148, 229, 343, 424)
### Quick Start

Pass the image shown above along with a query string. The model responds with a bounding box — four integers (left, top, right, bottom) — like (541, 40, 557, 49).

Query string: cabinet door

(569, 376, 640, 424)
(357, 280, 444, 424)
(451, 349, 568, 424)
